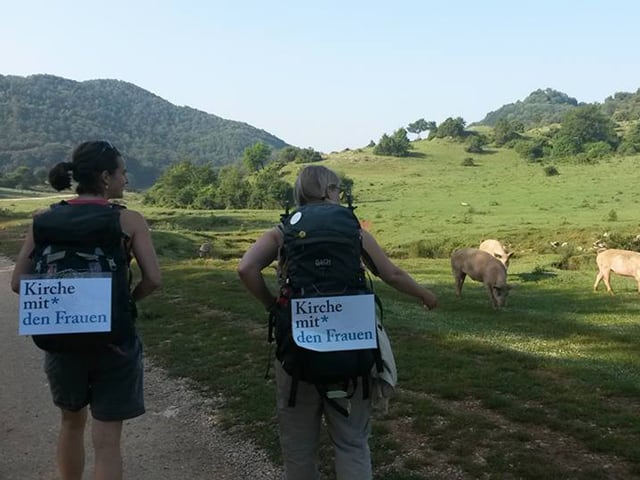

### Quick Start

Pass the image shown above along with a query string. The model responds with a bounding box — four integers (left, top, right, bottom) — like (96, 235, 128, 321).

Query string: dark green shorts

(44, 335, 145, 421)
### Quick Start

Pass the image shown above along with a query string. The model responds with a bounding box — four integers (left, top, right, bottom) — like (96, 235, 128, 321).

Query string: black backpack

(271, 202, 382, 415)
(29, 201, 136, 352)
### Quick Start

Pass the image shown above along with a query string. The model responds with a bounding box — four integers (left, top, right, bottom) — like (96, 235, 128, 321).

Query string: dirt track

(0, 256, 282, 480)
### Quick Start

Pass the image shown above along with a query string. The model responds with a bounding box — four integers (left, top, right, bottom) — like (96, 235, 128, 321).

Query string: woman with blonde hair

(238, 164, 437, 479)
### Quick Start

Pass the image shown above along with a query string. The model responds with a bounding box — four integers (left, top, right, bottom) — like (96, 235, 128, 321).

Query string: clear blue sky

(2, 0, 639, 153)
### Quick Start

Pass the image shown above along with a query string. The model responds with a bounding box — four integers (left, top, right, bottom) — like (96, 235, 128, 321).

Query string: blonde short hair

(294, 165, 341, 206)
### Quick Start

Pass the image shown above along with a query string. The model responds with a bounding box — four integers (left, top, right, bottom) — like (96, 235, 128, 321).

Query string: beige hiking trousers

(274, 362, 373, 480)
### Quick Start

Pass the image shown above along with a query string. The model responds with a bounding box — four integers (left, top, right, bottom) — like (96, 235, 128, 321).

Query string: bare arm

(361, 230, 438, 309)
(10, 224, 35, 294)
(237, 228, 281, 310)
(120, 209, 161, 301)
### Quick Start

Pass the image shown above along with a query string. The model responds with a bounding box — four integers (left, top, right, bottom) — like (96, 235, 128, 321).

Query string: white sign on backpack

(18, 273, 112, 335)
(291, 294, 377, 352)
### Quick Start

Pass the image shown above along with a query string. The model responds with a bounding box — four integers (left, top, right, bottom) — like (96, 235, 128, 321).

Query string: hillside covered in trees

(475, 87, 640, 129)
(0, 74, 288, 188)
(3, 74, 640, 194)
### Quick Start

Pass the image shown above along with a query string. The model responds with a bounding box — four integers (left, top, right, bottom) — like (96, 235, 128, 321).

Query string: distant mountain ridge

(3, 74, 639, 189)
(0, 74, 288, 188)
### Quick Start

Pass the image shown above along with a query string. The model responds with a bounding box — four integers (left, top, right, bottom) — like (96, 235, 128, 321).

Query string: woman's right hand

(421, 290, 438, 310)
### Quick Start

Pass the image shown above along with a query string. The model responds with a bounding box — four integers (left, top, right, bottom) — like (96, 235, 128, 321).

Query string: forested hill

(475, 87, 640, 129)
(476, 88, 583, 128)
(0, 74, 288, 188)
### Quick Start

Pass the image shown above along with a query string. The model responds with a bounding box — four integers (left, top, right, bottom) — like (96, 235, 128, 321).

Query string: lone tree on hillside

(433, 117, 466, 139)
(407, 118, 436, 139)
(243, 142, 272, 172)
(373, 128, 411, 157)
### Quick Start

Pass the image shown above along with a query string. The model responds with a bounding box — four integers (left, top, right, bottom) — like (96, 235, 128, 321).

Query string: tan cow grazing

(593, 248, 640, 295)
(478, 239, 513, 269)
(451, 248, 511, 308)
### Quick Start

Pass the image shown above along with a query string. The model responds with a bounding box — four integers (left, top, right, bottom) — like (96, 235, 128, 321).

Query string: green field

(2, 139, 639, 479)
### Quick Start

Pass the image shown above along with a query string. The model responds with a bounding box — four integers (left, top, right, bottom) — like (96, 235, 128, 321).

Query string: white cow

(478, 239, 513, 269)
(593, 249, 640, 295)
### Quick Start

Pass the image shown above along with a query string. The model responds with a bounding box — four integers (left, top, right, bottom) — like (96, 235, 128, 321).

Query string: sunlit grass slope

(324, 140, 640, 256)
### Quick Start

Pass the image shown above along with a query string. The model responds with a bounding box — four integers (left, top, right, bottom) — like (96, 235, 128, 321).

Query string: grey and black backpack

(270, 201, 382, 415)
(29, 201, 136, 352)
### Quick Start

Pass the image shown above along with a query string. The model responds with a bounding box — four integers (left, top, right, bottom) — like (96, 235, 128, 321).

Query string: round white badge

(290, 212, 302, 225)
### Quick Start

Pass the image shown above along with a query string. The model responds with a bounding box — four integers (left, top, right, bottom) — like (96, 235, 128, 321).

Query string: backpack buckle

(326, 390, 348, 399)
(46, 250, 66, 264)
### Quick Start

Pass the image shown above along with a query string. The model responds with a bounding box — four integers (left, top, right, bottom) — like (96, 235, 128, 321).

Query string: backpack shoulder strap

(109, 203, 127, 211)
(362, 248, 380, 277)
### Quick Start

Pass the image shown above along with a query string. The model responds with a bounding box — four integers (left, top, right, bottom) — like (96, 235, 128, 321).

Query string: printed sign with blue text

(19, 274, 112, 335)
(291, 294, 376, 352)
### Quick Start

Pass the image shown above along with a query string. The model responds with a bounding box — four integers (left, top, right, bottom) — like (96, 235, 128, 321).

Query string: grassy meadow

(1, 138, 640, 479)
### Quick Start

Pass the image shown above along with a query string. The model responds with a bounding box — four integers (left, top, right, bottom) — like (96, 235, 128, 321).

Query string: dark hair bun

(48, 162, 73, 191)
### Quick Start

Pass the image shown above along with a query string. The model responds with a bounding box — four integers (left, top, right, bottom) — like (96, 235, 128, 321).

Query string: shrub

(405, 238, 458, 259)
(514, 139, 546, 161)
(0, 207, 21, 219)
(573, 152, 599, 165)
(465, 136, 485, 153)
(461, 157, 476, 167)
(566, 254, 596, 270)
(551, 244, 577, 270)
(605, 232, 640, 250)
(544, 165, 559, 176)
(585, 141, 613, 160)
(617, 141, 638, 156)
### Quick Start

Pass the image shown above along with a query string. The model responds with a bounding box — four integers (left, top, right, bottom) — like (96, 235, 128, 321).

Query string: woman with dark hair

(11, 140, 161, 480)
(238, 164, 437, 479)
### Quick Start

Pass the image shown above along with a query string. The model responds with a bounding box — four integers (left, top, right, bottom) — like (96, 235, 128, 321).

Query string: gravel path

(0, 256, 283, 480)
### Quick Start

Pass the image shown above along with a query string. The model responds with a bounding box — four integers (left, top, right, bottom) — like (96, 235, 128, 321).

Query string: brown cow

(451, 248, 511, 308)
